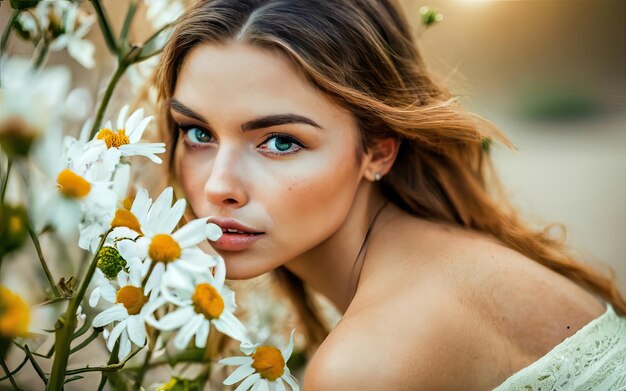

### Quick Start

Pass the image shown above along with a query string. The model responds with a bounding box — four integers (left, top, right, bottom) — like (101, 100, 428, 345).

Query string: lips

(206, 217, 265, 252)
(206, 217, 263, 234)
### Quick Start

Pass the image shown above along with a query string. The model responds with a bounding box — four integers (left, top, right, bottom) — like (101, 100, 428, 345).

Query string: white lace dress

(493, 303, 626, 390)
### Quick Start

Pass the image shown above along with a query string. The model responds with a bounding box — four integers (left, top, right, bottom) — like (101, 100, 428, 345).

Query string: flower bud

(0, 116, 38, 157)
(420, 6, 443, 27)
(96, 246, 127, 279)
(0, 204, 28, 257)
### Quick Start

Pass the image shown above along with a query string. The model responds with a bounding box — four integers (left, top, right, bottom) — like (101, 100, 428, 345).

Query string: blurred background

(401, 0, 626, 290)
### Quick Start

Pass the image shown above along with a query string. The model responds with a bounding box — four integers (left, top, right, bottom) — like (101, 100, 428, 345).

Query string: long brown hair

(156, 0, 626, 350)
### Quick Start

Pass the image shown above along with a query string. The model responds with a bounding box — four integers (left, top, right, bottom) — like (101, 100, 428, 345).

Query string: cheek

(263, 147, 361, 252)
(174, 144, 211, 213)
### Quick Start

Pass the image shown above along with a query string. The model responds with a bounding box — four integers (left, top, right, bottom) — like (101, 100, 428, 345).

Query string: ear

(363, 137, 400, 182)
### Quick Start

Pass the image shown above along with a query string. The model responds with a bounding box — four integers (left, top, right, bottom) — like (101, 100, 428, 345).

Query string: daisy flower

(86, 105, 166, 171)
(144, 0, 185, 30)
(48, 3, 97, 68)
(0, 56, 71, 156)
(0, 283, 62, 340)
(149, 264, 248, 350)
(91, 269, 164, 361)
(219, 330, 300, 391)
(116, 187, 221, 299)
(30, 128, 118, 238)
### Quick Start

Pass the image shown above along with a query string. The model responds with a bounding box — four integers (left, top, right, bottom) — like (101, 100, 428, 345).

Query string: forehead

(173, 42, 355, 130)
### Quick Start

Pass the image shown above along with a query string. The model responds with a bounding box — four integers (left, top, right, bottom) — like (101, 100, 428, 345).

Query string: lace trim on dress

(493, 303, 626, 390)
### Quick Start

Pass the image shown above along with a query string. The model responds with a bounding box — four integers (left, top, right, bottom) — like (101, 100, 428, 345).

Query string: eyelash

(176, 124, 307, 156)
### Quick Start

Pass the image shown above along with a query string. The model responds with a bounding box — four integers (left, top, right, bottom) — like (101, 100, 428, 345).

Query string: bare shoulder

(304, 278, 504, 390)
(304, 214, 608, 390)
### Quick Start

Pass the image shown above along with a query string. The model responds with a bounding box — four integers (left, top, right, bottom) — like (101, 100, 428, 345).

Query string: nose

(203, 145, 249, 209)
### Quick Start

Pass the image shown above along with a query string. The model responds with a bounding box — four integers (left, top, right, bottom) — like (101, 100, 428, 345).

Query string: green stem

(96, 342, 119, 391)
(24, 345, 47, 385)
(119, 0, 138, 48)
(0, 158, 11, 204)
(65, 347, 140, 375)
(133, 329, 159, 390)
(0, 355, 28, 382)
(27, 224, 61, 297)
(69, 329, 101, 354)
(0, 351, 21, 390)
(89, 64, 127, 140)
(90, 0, 118, 54)
(33, 36, 49, 70)
(46, 228, 113, 391)
(0, 10, 19, 88)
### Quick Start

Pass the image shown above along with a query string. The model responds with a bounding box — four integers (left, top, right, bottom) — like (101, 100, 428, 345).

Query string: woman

(155, 0, 626, 389)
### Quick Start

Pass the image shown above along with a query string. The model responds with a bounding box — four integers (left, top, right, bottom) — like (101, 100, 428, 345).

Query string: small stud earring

(374, 172, 382, 182)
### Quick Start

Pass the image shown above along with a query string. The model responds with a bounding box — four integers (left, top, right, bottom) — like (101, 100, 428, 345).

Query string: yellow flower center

(115, 285, 147, 315)
(0, 286, 30, 338)
(192, 283, 224, 320)
(148, 234, 181, 263)
(56, 169, 91, 198)
(8, 215, 23, 234)
(0, 116, 37, 156)
(251, 346, 285, 381)
(97, 128, 130, 149)
(122, 196, 134, 211)
(111, 208, 142, 234)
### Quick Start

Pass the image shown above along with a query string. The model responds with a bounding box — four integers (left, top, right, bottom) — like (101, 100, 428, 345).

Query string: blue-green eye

(259, 134, 304, 155)
(181, 126, 213, 144)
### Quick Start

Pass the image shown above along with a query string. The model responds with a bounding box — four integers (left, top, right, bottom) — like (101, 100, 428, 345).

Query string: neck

(283, 181, 389, 313)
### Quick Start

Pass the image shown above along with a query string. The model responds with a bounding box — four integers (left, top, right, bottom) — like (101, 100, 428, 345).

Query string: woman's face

(172, 43, 367, 279)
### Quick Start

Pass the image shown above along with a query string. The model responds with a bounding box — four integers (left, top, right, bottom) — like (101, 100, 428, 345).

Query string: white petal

(118, 238, 148, 262)
(140, 296, 166, 317)
(120, 145, 164, 163)
(154, 306, 194, 331)
(195, 319, 210, 349)
(240, 341, 260, 355)
(214, 256, 226, 288)
(130, 188, 151, 225)
(147, 187, 173, 231)
(213, 312, 248, 343)
(274, 379, 286, 391)
(256, 379, 269, 391)
(68, 39, 96, 68)
(206, 222, 223, 241)
(128, 115, 152, 143)
(125, 108, 144, 135)
(144, 262, 164, 296)
(162, 265, 194, 293)
(118, 330, 132, 361)
(126, 315, 147, 347)
(281, 329, 295, 362)
(282, 368, 299, 391)
(157, 198, 185, 234)
(177, 249, 218, 272)
(219, 356, 254, 366)
(234, 373, 261, 391)
(224, 364, 256, 385)
(107, 319, 128, 351)
(89, 287, 101, 307)
(172, 217, 206, 247)
(173, 314, 203, 350)
(92, 305, 127, 327)
(100, 284, 117, 303)
(117, 105, 129, 131)
(117, 270, 130, 287)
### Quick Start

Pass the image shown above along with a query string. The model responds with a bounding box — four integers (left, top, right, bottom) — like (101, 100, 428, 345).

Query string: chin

(220, 253, 274, 280)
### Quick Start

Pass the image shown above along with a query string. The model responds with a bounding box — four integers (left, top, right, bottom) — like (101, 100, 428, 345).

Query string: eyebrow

(168, 99, 322, 131)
